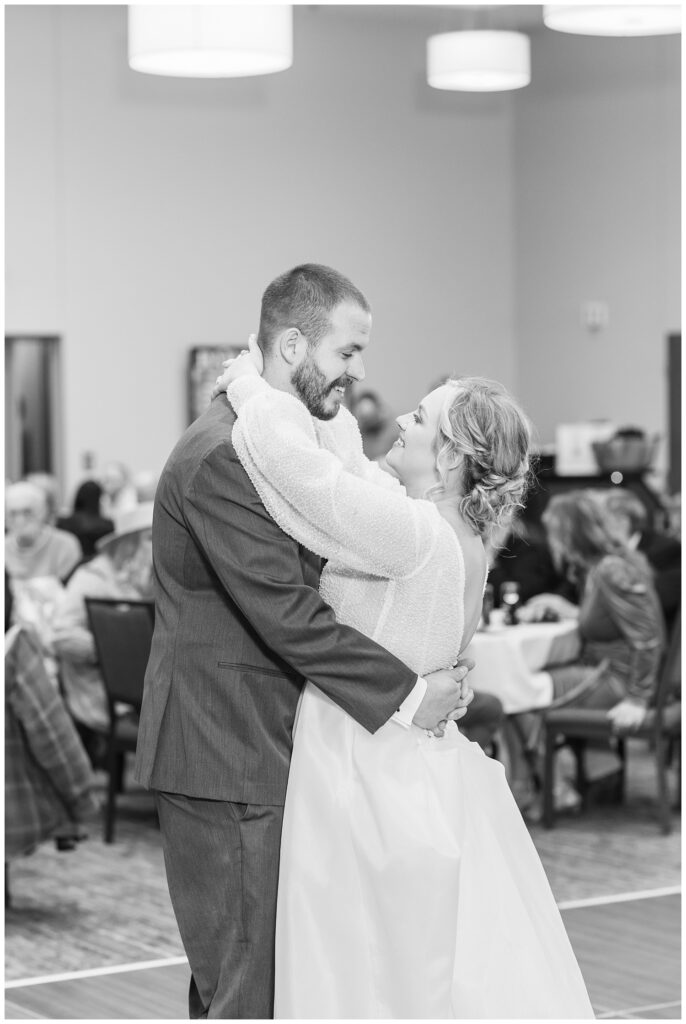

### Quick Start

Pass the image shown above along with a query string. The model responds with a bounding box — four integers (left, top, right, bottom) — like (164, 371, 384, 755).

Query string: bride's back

(441, 510, 488, 651)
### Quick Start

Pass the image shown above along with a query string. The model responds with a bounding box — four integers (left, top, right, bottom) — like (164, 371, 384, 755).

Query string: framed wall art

(187, 344, 242, 424)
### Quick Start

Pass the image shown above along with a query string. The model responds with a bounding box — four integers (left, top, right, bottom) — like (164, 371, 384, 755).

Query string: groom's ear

(278, 327, 308, 365)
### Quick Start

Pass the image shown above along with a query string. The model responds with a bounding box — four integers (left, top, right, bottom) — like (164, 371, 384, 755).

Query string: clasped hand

(210, 334, 264, 401)
(415, 659, 475, 738)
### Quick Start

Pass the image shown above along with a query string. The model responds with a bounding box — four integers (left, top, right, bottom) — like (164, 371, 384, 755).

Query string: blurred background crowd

(5, 392, 681, 845)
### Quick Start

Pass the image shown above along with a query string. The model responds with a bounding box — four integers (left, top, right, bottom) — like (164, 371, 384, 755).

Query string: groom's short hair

(257, 264, 370, 354)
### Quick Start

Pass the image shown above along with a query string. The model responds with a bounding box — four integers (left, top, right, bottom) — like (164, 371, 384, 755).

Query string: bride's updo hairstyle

(432, 377, 532, 537)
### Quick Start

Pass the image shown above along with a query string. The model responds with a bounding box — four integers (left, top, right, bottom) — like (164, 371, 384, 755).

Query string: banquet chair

(541, 608, 681, 833)
(85, 598, 154, 843)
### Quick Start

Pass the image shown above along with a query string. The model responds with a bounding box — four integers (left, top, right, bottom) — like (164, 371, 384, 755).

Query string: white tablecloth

(463, 618, 581, 714)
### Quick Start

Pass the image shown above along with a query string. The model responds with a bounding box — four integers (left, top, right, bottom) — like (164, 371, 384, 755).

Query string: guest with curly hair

(529, 490, 666, 727)
(518, 490, 667, 817)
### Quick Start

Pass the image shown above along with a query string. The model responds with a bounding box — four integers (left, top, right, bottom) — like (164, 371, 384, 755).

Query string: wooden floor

(5, 891, 680, 1020)
(562, 892, 681, 1019)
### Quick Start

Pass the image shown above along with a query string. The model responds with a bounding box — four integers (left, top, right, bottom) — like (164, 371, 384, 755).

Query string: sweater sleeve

(316, 405, 405, 493)
(227, 377, 440, 580)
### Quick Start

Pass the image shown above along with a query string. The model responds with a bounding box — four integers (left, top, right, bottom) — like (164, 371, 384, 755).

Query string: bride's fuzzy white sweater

(227, 376, 465, 675)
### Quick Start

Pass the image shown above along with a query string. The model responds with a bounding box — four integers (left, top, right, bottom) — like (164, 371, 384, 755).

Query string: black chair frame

(541, 608, 681, 833)
(85, 598, 154, 843)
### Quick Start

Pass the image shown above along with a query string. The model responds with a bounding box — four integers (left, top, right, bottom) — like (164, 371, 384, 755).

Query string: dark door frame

(5, 334, 63, 487)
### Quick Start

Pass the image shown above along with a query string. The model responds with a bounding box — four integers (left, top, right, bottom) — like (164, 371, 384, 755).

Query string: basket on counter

(591, 429, 660, 474)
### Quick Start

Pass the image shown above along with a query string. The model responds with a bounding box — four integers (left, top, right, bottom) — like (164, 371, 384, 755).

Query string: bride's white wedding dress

(228, 377, 594, 1020)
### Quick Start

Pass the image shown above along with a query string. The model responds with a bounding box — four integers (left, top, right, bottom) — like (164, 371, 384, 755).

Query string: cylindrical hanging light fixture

(128, 5, 293, 78)
(427, 30, 531, 92)
(542, 5, 681, 37)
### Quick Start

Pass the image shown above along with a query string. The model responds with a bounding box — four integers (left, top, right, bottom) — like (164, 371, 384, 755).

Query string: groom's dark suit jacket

(134, 394, 417, 805)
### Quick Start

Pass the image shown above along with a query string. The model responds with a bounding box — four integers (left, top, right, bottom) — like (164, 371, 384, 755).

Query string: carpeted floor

(5, 737, 681, 982)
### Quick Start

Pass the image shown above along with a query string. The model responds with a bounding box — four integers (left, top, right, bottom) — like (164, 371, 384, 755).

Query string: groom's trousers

(155, 792, 284, 1019)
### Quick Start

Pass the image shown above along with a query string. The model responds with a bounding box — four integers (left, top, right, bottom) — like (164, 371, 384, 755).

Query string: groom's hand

(413, 659, 475, 734)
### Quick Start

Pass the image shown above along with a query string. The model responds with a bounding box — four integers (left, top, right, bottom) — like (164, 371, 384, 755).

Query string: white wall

(5, 6, 62, 332)
(513, 29, 680, 469)
(5, 5, 516, 495)
(5, 7, 680, 497)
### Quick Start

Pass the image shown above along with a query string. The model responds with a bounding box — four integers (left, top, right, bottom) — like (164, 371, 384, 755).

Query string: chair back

(85, 598, 154, 712)
(653, 605, 681, 714)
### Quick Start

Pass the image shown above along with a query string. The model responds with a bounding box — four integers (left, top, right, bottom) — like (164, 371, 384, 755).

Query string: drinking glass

(500, 581, 521, 625)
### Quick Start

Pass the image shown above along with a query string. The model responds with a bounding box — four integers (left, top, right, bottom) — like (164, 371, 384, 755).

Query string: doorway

(5, 335, 63, 487)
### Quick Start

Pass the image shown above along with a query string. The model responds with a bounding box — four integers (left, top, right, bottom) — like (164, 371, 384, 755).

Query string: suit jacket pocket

(217, 661, 299, 680)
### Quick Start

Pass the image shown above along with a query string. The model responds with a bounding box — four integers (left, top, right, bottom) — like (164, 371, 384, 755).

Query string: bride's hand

(416, 659, 475, 735)
(430, 683, 473, 737)
(210, 334, 263, 400)
(444, 682, 474, 728)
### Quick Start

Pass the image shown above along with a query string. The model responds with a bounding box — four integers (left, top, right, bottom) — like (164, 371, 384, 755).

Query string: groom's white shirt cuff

(392, 676, 427, 728)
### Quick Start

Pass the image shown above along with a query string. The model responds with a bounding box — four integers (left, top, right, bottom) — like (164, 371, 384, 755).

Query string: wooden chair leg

(542, 724, 556, 829)
(655, 733, 672, 835)
(613, 737, 627, 803)
(112, 751, 126, 794)
(522, 713, 544, 791)
(674, 737, 682, 811)
(503, 714, 541, 795)
(566, 738, 589, 806)
(104, 745, 118, 844)
(5, 863, 10, 909)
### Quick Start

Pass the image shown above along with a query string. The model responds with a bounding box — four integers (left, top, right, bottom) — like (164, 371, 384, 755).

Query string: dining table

(462, 611, 582, 715)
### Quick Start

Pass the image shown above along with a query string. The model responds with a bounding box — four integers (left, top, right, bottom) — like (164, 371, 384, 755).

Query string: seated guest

(57, 480, 114, 559)
(602, 488, 681, 629)
(100, 461, 138, 520)
(525, 491, 665, 721)
(486, 515, 564, 607)
(5, 481, 81, 582)
(349, 390, 399, 463)
(24, 472, 61, 524)
(52, 504, 154, 743)
(521, 491, 666, 810)
(6, 596, 100, 865)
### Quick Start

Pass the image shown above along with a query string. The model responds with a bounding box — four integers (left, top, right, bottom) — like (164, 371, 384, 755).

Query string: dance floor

(5, 889, 681, 1020)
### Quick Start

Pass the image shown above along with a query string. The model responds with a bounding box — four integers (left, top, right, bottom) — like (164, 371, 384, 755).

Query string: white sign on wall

(555, 421, 616, 476)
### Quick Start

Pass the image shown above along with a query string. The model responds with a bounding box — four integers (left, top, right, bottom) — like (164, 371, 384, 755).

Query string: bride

(215, 340, 594, 1020)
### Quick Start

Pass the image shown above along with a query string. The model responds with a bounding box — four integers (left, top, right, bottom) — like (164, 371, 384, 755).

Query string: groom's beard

(292, 353, 348, 421)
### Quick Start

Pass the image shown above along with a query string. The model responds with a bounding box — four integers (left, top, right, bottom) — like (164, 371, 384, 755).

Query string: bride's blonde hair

(431, 377, 532, 537)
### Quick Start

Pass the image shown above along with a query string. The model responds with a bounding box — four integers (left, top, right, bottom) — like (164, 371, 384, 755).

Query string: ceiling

(319, 5, 547, 34)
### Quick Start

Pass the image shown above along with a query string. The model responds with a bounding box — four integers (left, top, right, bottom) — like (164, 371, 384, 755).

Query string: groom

(134, 264, 473, 1020)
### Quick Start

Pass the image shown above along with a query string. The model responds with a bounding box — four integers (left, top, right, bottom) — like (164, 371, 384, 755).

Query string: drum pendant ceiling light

(427, 30, 531, 92)
(542, 5, 681, 37)
(128, 5, 293, 78)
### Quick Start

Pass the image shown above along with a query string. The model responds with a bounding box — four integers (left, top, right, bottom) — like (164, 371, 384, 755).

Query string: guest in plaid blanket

(5, 622, 100, 864)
